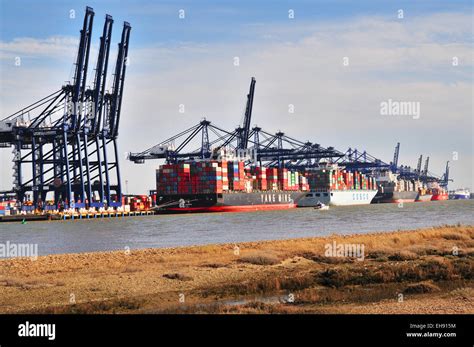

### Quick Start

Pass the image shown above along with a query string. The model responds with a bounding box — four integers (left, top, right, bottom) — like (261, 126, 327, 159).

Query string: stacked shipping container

(0, 201, 12, 216)
(305, 168, 376, 191)
(228, 161, 244, 191)
(277, 168, 288, 190)
(251, 166, 267, 191)
(299, 175, 310, 191)
(266, 168, 278, 191)
(156, 161, 377, 196)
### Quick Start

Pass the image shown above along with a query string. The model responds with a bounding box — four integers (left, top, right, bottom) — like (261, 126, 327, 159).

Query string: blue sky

(1, 0, 471, 45)
(0, 1, 472, 193)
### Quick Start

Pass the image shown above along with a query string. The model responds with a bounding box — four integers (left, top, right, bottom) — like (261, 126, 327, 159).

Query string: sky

(0, 0, 472, 194)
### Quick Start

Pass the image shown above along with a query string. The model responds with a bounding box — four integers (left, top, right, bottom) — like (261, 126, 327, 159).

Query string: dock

(0, 210, 155, 223)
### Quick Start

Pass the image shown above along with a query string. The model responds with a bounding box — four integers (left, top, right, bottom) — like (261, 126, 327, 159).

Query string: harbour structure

(129, 79, 410, 212)
(0, 7, 452, 214)
(0, 7, 131, 210)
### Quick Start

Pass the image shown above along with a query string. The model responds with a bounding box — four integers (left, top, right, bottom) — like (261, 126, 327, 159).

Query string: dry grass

(442, 232, 470, 241)
(31, 298, 143, 314)
(237, 252, 280, 266)
(200, 263, 228, 269)
(403, 281, 441, 294)
(298, 251, 353, 264)
(163, 273, 193, 281)
(387, 251, 418, 261)
(0, 224, 472, 314)
(444, 287, 474, 301)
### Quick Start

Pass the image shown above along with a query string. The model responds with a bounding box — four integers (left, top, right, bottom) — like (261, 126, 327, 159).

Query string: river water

(0, 200, 472, 256)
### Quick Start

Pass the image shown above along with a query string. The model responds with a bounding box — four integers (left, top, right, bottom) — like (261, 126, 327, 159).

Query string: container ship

(430, 187, 448, 201)
(154, 161, 307, 213)
(449, 188, 471, 200)
(372, 170, 418, 203)
(154, 161, 376, 213)
(431, 189, 448, 201)
(296, 165, 377, 207)
(415, 185, 433, 202)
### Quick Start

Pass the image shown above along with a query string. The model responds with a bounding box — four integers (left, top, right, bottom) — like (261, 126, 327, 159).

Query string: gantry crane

(128, 77, 344, 166)
(128, 80, 447, 185)
(0, 7, 131, 209)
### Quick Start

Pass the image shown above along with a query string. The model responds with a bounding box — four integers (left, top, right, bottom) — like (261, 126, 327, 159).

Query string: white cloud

(0, 36, 78, 60)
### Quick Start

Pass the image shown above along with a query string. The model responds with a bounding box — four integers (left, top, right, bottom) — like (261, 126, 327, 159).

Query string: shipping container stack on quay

(0, 201, 13, 217)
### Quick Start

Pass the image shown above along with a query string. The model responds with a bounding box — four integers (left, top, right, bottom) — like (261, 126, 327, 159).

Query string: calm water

(0, 200, 473, 256)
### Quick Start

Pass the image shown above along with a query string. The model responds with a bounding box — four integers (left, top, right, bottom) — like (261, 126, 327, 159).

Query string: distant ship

(372, 170, 418, 203)
(297, 189, 377, 207)
(450, 188, 471, 200)
(431, 189, 448, 201)
(428, 182, 448, 201)
(296, 164, 377, 207)
(415, 185, 432, 202)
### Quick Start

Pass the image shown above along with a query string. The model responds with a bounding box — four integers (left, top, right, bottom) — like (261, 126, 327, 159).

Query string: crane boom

(89, 14, 113, 135)
(423, 156, 430, 176)
(440, 161, 450, 188)
(71, 6, 94, 131)
(105, 21, 131, 139)
(240, 77, 256, 150)
(416, 154, 423, 174)
(391, 142, 400, 171)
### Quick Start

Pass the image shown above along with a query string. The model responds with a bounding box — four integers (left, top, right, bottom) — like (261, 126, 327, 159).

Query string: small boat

(314, 201, 329, 210)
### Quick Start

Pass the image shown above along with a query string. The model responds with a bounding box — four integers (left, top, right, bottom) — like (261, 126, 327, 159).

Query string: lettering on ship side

(352, 192, 370, 201)
(260, 193, 292, 204)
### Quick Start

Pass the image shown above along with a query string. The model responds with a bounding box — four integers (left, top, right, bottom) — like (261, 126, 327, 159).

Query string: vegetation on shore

(0, 224, 472, 314)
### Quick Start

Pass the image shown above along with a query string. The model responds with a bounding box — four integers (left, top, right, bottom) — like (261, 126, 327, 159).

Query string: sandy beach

(0, 225, 472, 314)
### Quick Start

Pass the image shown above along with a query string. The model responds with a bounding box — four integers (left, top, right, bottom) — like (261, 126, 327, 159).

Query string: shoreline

(1, 225, 473, 314)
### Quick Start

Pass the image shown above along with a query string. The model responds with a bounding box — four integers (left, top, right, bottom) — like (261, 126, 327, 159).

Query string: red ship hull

(163, 203, 296, 213)
(431, 193, 448, 201)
